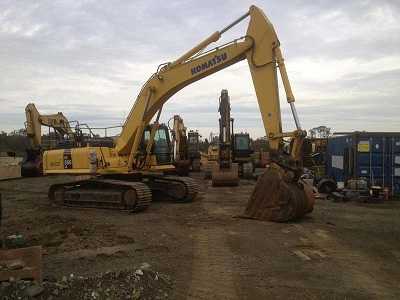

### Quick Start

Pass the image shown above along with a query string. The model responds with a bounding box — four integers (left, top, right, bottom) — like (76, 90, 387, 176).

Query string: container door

(357, 139, 371, 181)
(394, 137, 400, 196)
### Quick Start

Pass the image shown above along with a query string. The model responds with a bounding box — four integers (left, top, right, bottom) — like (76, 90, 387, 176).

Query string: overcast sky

(1, 0, 399, 138)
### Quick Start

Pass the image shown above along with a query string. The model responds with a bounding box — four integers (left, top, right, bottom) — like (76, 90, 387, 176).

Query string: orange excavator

(42, 5, 314, 222)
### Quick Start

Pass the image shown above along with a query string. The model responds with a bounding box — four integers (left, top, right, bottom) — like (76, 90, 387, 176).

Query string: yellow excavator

(169, 115, 202, 174)
(211, 89, 239, 186)
(22, 103, 76, 176)
(169, 115, 191, 175)
(187, 130, 201, 172)
(43, 5, 314, 221)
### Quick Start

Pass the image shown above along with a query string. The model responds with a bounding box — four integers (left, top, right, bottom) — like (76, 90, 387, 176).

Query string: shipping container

(326, 132, 400, 197)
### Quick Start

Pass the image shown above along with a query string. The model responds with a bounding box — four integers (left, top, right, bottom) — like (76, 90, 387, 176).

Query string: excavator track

(48, 179, 152, 212)
(146, 175, 200, 202)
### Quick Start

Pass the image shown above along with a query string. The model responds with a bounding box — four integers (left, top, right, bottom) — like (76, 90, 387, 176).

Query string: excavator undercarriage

(46, 124, 200, 211)
(48, 174, 199, 212)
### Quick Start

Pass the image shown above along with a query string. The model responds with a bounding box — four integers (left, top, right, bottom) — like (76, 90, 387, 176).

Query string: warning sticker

(63, 150, 72, 169)
(358, 141, 370, 152)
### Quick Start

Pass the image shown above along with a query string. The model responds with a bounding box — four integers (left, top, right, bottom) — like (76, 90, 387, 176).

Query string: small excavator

(187, 130, 201, 172)
(211, 89, 239, 186)
(22, 103, 76, 176)
(169, 115, 191, 175)
(169, 115, 201, 174)
(43, 5, 314, 222)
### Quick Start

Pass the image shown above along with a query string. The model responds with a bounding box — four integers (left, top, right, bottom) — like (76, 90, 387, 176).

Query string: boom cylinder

(170, 9, 251, 67)
(275, 46, 301, 129)
(170, 31, 221, 67)
(289, 102, 301, 130)
(220, 11, 250, 34)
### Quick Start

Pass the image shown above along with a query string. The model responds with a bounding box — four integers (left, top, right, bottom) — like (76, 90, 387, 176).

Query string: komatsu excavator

(211, 89, 239, 186)
(22, 103, 76, 176)
(43, 5, 314, 221)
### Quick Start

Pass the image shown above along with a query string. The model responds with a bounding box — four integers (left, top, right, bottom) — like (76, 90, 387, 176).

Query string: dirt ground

(1, 173, 400, 299)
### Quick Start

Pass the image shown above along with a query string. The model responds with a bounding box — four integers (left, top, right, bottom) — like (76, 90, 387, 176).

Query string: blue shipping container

(326, 132, 400, 196)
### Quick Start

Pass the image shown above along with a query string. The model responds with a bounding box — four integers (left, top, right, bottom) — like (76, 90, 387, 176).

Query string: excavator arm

(25, 103, 75, 147)
(23, 103, 76, 176)
(170, 115, 187, 162)
(169, 115, 191, 175)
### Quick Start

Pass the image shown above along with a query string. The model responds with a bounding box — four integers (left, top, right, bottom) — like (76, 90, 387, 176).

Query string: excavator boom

(25, 103, 74, 148)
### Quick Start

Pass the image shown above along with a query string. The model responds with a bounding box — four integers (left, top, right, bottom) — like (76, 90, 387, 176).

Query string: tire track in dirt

(187, 227, 239, 300)
(185, 185, 240, 299)
(293, 224, 399, 299)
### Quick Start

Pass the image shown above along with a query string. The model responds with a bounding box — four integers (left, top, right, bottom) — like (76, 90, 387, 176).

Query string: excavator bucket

(211, 163, 239, 186)
(243, 163, 314, 222)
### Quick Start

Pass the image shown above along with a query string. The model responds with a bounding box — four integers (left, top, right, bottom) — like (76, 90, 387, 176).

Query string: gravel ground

(1, 174, 400, 299)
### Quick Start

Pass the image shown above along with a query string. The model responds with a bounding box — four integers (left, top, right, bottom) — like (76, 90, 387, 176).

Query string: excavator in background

(42, 5, 314, 222)
(22, 103, 77, 176)
(211, 90, 239, 186)
(169, 115, 201, 175)
(206, 133, 219, 162)
(187, 130, 201, 171)
(169, 115, 191, 175)
(232, 131, 255, 178)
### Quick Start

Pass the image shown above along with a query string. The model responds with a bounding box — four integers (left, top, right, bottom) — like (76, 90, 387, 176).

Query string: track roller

(145, 175, 200, 202)
(48, 179, 152, 212)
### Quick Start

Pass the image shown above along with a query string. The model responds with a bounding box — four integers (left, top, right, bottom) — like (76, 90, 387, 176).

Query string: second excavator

(169, 115, 190, 175)
(211, 89, 239, 186)
(42, 5, 314, 221)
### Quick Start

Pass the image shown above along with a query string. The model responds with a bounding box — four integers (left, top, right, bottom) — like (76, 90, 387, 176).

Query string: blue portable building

(326, 132, 400, 196)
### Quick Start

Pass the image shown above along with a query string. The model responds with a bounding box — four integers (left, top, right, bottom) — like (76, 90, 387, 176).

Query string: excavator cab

(233, 133, 253, 159)
(232, 133, 254, 178)
(141, 124, 173, 165)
